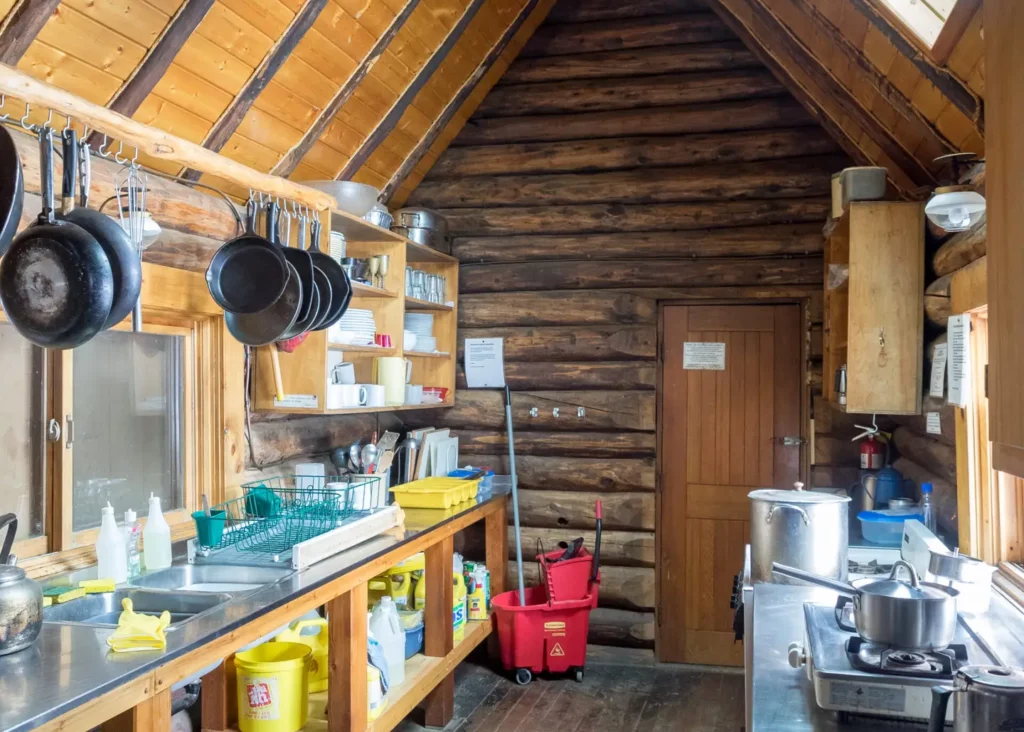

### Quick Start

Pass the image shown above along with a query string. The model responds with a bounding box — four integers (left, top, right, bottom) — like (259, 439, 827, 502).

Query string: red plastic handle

(595, 500, 602, 520)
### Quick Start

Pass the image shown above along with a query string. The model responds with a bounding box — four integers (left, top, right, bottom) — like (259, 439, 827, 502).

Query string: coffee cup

(336, 384, 366, 408)
(362, 384, 386, 407)
(405, 384, 423, 405)
(331, 361, 356, 385)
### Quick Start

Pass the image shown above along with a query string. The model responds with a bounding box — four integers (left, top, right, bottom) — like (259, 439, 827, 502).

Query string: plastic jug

(143, 493, 172, 571)
(370, 597, 406, 686)
(274, 618, 329, 693)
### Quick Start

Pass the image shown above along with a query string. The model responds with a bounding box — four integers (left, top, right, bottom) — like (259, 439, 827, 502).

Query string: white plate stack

(404, 313, 435, 352)
(329, 231, 346, 263)
(329, 308, 376, 345)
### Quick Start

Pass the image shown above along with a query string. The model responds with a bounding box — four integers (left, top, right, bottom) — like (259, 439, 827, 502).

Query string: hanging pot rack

(0, 63, 337, 213)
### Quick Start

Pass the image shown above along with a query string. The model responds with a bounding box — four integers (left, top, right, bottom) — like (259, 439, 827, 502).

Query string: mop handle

(504, 385, 527, 606)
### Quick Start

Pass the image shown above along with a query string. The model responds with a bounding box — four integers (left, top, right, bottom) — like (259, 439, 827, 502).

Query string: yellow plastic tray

(390, 477, 480, 509)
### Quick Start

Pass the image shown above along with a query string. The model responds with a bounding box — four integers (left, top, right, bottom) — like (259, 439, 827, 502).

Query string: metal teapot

(930, 665, 1024, 732)
(0, 514, 43, 656)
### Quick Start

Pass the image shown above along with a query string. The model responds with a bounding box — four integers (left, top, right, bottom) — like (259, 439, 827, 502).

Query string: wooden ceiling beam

(335, 0, 488, 181)
(709, 0, 931, 196)
(181, 0, 330, 181)
(272, 0, 421, 178)
(382, 0, 544, 202)
(0, 0, 62, 65)
(87, 0, 216, 149)
(845, 0, 983, 131)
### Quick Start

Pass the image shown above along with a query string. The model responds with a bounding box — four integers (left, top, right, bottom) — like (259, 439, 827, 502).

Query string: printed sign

(464, 337, 506, 387)
(947, 315, 971, 407)
(273, 394, 318, 409)
(683, 342, 726, 370)
(926, 412, 942, 435)
(929, 343, 947, 398)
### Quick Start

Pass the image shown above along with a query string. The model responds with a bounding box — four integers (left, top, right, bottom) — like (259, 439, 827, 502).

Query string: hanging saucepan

(308, 218, 351, 330)
(56, 130, 141, 329)
(0, 119, 24, 256)
(277, 203, 319, 338)
(206, 196, 288, 314)
(298, 211, 333, 330)
(224, 202, 303, 346)
(0, 126, 113, 349)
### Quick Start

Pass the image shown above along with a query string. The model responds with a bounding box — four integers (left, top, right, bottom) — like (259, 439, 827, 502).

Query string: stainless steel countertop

(0, 489, 509, 732)
(751, 582, 1024, 731)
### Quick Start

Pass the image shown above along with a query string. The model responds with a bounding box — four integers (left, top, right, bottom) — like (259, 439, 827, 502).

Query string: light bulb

(947, 206, 969, 228)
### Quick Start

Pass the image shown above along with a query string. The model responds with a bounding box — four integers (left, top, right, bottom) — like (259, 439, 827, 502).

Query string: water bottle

(921, 482, 937, 533)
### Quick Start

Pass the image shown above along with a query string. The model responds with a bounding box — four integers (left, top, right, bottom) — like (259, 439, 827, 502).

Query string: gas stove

(795, 603, 994, 724)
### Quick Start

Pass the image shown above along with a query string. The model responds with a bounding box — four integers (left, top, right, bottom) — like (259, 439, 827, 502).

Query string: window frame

(867, 0, 980, 64)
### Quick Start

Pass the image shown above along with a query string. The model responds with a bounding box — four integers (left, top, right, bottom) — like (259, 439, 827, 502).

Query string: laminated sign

(683, 342, 726, 370)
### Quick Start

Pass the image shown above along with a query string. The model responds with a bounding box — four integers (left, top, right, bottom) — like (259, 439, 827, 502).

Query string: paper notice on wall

(464, 337, 505, 388)
(929, 343, 948, 398)
(947, 315, 971, 407)
(683, 342, 726, 370)
(926, 412, 942, 435)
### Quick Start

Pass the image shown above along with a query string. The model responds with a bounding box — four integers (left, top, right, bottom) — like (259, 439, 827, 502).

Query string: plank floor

(394, 647, 745, 732)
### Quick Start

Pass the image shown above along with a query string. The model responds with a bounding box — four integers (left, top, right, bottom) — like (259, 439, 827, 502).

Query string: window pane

(0, 323, 46, 540)
(73, 330, 186, 531)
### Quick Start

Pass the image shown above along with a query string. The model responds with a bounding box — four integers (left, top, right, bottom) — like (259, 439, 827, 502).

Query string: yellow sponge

(43, 585, 85, 604)
(79, 579, 116, 594)
(42, 596, 52, 607)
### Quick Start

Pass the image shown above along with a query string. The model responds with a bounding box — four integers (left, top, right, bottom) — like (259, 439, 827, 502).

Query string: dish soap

(123, 509, 142, 580)
(96, 502, 127, 583)
(143, 494, 172, 570)
(452, 553, 467, 642)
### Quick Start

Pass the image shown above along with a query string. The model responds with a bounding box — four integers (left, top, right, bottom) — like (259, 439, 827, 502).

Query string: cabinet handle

(65, 415, 73, 449)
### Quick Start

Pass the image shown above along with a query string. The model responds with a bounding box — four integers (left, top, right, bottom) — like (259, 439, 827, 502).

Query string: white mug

(405, 384, 423, 405)
(362, 384, 386, 407)
(337, 384, 367, 408)
(331, 362, 356, 385)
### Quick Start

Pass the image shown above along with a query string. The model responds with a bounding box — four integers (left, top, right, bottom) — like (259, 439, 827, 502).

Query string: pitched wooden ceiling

(0, 0, 983, 208)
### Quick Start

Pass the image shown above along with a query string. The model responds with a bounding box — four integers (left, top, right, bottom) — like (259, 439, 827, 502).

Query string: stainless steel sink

(43, 589, 232, 627)
(130, 564, 294, 593)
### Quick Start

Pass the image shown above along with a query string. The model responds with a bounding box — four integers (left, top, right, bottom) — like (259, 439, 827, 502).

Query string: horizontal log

(813, 395, 896, 436)
(453, 224, 826, 263)
(588, 608, 655, 647)
(510, 526, 654, 567)
(456, 361, 657, 390)
(813, 434, 861, 465)
(933, 216, 986, 277)
(620, 284, 821, 300)
(452, 97, 812, 145)
(460, 291, 656, 327)
(431, 128, 840, 179)
(893, 426, 956, 484)
(442, 198, 831, 236)
(460, 256, 823, 293)
(424, 389, 656, 431)
(547, 0, 706, 22)
(521, 13, 732, 57)
(811, 465, 861, 489)
(501, 42, 757, 83)
(892, 457, 957, 538)
(413, 157, 841, 208)
(458, 325, 656, 361)
(517, 561, 655, 611)
(248, 414, 396, 467)
(463, 454, 655, 492)
(890, 394, 955, 447)
(517, 489, 654, 531)
(475, 69, 783, 117)
(454, 430, 657, 458)
(925, 296, 951, 328)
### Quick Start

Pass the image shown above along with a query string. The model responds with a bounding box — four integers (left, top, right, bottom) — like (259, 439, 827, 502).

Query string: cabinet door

(986, 0, 1024, 479)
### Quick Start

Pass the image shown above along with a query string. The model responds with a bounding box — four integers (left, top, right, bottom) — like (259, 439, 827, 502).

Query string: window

(873, 0, 978, 61)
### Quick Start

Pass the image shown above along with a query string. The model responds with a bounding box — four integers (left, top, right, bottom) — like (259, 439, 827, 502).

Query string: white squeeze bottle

(370, 596, 406, 686)
(96, 502, 128, 583)
(143, 493, 172, 570)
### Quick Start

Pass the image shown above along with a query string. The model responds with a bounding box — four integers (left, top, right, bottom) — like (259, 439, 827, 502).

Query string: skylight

(878, 0, 958, 47)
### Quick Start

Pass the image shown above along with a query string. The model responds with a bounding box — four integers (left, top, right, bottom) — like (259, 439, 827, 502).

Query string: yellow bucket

(235, 642, 311, 732)
(273, 618, 329, 693)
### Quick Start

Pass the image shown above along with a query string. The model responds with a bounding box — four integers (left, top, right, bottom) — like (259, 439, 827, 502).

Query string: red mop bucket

(538, 547, 594, 604)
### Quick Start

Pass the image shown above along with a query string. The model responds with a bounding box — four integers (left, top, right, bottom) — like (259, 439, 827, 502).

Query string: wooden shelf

(405, 296, 453, 311)
(327, 210, 457, 266)
(323, 402, 452, 415)
(405, 350, 451, 359)
(352, 281, 398, 299)
(327, 343, 397, 355)
(405, 238, 457, 264)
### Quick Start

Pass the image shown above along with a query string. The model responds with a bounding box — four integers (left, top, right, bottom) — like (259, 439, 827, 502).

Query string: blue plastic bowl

(404, 623, 424, 659)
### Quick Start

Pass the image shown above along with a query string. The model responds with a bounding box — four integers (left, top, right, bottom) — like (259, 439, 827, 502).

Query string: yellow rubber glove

(106, 598, 171, 653)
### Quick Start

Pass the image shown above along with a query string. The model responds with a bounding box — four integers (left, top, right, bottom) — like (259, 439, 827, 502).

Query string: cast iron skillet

(58, 130, 141, 329)
(206, 198, 288, 314)
(276, 203, 320, 339)
(0, 127, 113, 349)
(0, 123, 24, 256)
(308, 218, 351, 330)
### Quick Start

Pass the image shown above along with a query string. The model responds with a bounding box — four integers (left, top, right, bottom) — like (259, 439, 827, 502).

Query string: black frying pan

(206, 198, 287, 314)
(57, 130, 141, 329)
(0, 123, 23, 256)
(0, 127, 113, 349)
(308, 219, 352, 330)
(308, 265, 333, 330)
(275, 203, 317, 336)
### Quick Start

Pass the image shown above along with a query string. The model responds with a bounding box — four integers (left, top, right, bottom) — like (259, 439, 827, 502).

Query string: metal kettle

(0, 514, 43, 656)
(930, 665, 1024, 732)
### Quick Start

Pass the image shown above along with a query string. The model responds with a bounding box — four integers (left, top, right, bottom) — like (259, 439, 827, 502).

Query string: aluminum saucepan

(773, 560, 959, 651)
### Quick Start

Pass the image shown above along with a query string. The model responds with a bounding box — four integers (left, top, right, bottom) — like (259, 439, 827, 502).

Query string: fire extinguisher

(860, 434, 884, 470)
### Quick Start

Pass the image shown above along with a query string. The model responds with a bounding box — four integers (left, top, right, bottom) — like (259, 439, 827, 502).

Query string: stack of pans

(391, 207, 450, 253)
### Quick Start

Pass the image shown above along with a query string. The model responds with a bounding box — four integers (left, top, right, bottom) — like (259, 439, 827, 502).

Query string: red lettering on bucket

(247, 682, 273, 709)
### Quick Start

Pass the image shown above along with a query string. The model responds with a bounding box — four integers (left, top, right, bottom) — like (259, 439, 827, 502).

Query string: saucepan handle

(772, 562, 860, 595)
(928, 686, 954, 732)
(766, 503, 810, 526)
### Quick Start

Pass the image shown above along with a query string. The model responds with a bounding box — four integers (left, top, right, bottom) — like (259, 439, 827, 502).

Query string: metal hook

(99, 135, 113, 159)
(62, 114, 72, 134)
(44, 108, 53, 128)
(20, 103, 32, 130)
(131, 146, 139, 166)
(114, 141, 126, 165)
(0, 94, 8, 123)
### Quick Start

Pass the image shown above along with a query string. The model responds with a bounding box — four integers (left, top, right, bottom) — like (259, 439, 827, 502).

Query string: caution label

(550, 643, 565, 657)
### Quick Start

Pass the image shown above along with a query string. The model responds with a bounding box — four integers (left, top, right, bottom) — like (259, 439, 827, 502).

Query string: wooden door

(658, 305, 801, 665)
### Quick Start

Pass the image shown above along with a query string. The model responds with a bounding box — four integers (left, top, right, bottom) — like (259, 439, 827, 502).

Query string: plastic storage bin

(858, 509, 925, 546)
(403, 623, 424, 658)
(390, 477, 480, 509)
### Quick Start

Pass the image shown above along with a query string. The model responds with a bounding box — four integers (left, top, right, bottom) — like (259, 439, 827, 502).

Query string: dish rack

(199, 474, 385, 555)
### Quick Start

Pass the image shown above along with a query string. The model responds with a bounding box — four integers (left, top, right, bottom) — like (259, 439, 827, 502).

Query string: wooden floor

(395, 647, 745, 732)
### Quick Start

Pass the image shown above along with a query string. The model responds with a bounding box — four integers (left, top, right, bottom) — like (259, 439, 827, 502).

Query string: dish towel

(106, 598, 170, 653)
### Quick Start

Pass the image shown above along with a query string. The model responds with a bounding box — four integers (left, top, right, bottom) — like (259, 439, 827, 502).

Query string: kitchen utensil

(930, 665, 1024, 732)
(276, 204, 318, 338)
(202, 493, 210, 517)
(269, 343, 285, 401)
(929, 549, 996, 614)
(0, 121, 22, 257)
(61, 133, 141, 329)
(363, 384, 385, 407)
(889, 497, 917, 510)
(348, 442, 362, 472)
(114, 150, 148, 331)
(329, 231, 346, 261)
(0, 126, 114, 349)
(394, 208, 448, 231)
(0, 514, 43, 656)
(368, 255, 380, 290)
(375, 450, 394, 476)
(773, 560, 959, 651)
(331, 361, 356, 385)
(224, 258, 303, 346)
(405, 384, 423, 405)
(307, 219, 351, 331)
(364, 204, 393, 229)
(849, 473, 878, 514)
(304, 181, 380, 216)
(360, 443, 379, 474)
(206, 196, 288, 314)
(749, 482, 850, 584)
(396, 436, 419, 484)
(373, 356, 411, 406)
(403, 330, 417, 351)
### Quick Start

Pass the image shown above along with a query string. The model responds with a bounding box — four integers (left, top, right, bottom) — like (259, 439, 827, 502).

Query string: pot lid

(0, 565, 26, 586)
(859, 560, 957, 600)
(958, 665, 1024, 692)
(748, 488, 850, 504)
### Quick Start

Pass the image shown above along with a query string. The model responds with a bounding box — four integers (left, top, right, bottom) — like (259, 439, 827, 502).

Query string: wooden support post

(105, 688, 171, 732)
(485, 499, 508, 660)
(327, 583, 368, 732)
(423, 534, 455, 727)
(200, 660, 229, 732)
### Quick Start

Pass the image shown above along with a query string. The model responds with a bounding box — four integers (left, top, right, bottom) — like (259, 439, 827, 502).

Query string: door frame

(654, 298, 812, 661)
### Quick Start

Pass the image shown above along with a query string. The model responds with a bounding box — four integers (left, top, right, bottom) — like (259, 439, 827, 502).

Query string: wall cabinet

(823, 201, 924, 415)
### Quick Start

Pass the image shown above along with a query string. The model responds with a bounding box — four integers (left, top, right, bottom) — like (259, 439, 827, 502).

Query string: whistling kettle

(0, 514, 43, 656)
(930, 665, 1024, 732)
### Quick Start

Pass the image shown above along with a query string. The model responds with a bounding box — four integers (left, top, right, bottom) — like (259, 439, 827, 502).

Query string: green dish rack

(194, 474, 385, 554)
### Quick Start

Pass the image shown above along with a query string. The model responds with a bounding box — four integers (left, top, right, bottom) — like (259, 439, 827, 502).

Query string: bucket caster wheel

(574, 668, 584, 683)
(514, 668, 532, 685)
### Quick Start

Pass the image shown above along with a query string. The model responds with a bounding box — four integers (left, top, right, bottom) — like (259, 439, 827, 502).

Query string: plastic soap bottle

(122, 509, 142, 580)
(370, 597, 406, 686)
(921, 482, 937, 534)
(143, 493, 172, 571)
(452, 553, 467, 642)
(96, 502, 128, 583)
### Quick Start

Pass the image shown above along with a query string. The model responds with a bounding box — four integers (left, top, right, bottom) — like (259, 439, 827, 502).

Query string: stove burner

(888, 650, 928, 666)
(848, 559, 894, 575)
(845, 636, 968, 679)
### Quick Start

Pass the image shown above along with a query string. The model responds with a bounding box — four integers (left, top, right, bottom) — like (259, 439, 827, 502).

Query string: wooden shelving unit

(253, 209, 458, 414)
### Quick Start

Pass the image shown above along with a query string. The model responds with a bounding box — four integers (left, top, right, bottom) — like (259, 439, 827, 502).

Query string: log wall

(403, 0, 851, 648)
